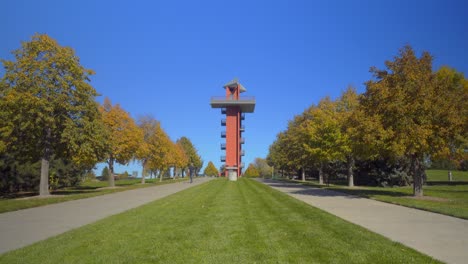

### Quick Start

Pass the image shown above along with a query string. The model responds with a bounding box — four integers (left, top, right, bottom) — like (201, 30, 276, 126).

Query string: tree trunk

(301, 167, 305, 182)
(141, 160, 146, 184)
(108, 157, 115, 187)
(347, 156, 355, 187)
(411, 154, 424, 197)
(39, 157, 50, 196)
(39, 127, 52, 196)
(319, 162, 324, 185)
(160, 168, 163, 182)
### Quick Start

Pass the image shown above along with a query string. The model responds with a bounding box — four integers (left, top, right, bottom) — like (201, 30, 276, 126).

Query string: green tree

(361, 45, 467, 196)
(100, 97, 143, 187)
(101, 166, 110, 181)
(243, 163, 260, 177)
(0, 34, 106, 196)
(203, 161, 219, 176)
(176, 137, 202, 177)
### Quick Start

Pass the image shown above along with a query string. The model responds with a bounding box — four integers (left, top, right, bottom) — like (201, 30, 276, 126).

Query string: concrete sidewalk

(0, 177, 213, 254)
(257, 178, 468, 264)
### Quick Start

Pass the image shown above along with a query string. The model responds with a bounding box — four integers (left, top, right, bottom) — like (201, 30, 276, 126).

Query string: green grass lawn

(0, 178, 438, 263)
(426, 169, 468, 182)
(288, 169, 468, 219)
(0, 178, 187, 214)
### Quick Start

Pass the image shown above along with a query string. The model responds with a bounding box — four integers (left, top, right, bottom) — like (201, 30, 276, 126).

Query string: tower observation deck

(210, 79, 256, 181)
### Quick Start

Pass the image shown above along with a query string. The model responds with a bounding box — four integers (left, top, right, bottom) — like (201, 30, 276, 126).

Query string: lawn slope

(0, 178, 438, 263)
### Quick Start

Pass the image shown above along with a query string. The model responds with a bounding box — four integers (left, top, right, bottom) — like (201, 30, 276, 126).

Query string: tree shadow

(51, 189, 100, 196)
(426, 181, 468, 186)
(260, 178, 410, 199)
(325, 187, 409, 198)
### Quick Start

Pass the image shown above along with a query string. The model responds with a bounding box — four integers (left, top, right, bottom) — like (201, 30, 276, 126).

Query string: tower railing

(221, 119, 226, 126)
(211, 96, 255, 101)
(221, 143, 226, 150)
(221, 131, 226, 138)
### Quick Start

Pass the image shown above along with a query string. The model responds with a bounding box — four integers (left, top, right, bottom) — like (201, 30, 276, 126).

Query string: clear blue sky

(2, 0, 467, 175)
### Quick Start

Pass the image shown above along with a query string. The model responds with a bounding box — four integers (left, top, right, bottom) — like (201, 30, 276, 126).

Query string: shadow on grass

(326, 188, 408, 198)
(261, 178, 411, 199)
(52, 189, 100, 196)
(1, 192, 37, 199)
(427, 181, 468, 186)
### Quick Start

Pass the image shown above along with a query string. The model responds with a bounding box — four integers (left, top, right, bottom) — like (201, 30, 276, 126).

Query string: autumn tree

(146, 123, 173, 182)
(169, 141, 188, 179)
(361, 45, 467, 196)
(243, 163, 260, 177)
(336, 86, 387, 187)
(100, 97, 142, 187)
(203, 161, 219, 177)
(135, 115, 159, 184)
(301, 97, 348, 184)
(431, 67, 468, 180)
(0, 34, 107, 196)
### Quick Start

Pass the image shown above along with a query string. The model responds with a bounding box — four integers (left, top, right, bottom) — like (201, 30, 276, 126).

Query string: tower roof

(224, 79, 247, 93)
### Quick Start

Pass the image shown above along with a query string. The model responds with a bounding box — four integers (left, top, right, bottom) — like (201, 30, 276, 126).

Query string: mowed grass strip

(289, 170, 468, 219)
(0, 178, 438, 263)
(0, 178, 187, 214)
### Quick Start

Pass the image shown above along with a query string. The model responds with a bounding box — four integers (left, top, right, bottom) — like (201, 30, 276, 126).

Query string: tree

(100, 97, 142, 187)
(145, 123, 173, 182)
(0, 34, 106, 196)
(302, 97, 348, 184)
(101, 166, 110, 181)
(135, 115, 159, 184)
(361, 45, 467, 196)
(203, 161, 219, 176)
(431, 67, 468, 180)
(243, 163, 260, 177)
(176, 137, 202, 177)
(172, 142, 188, 178)
(253, 158, 272, 178)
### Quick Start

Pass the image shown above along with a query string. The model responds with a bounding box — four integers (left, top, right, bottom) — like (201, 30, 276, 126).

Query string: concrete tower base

(227, 168, 238, 181)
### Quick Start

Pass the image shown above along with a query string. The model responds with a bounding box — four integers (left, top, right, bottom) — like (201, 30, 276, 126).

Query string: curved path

(0, 177, 212, 254)
(257, 178, 468, 264)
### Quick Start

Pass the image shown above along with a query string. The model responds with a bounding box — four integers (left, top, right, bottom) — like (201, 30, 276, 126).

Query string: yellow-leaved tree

(100, 97, 142, 187)
(0, 34, 107, 196)
(146, 123, 173, 182)
(203, 161, 219, 177)
(135, 115, 160, 184)
(361, 45, 467, 196)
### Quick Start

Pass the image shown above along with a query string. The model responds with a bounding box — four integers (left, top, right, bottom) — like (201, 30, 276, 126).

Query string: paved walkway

(0, 177, 213, 254)
(257, 178, 468, 264)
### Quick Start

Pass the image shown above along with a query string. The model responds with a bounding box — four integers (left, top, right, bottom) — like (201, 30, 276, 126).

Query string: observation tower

(210, 79, 255, 181)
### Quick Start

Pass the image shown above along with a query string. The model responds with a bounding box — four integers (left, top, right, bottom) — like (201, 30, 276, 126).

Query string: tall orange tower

(210, 79, 255, 181)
